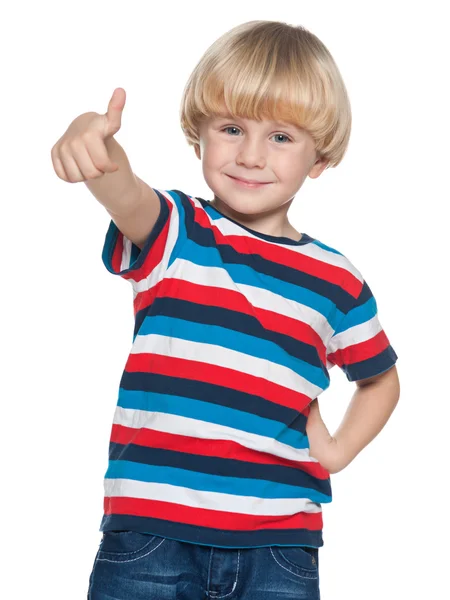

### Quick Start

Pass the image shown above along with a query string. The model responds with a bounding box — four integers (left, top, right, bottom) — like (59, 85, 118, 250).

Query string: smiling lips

(226, 174, 272, 187)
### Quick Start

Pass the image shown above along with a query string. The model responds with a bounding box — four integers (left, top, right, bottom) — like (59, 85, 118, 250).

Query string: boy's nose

(235, 142, 267, 169)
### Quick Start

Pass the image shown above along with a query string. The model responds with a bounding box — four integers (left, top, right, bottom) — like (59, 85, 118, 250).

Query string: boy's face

(195, 111, 329, 217)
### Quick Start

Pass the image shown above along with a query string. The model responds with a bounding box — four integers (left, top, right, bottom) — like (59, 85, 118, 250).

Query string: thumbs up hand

(51, 88, 127, 183)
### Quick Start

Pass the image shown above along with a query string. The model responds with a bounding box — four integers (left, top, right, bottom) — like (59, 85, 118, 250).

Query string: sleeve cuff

(343, 345, 398, 382)
(101, 190, 169, 277)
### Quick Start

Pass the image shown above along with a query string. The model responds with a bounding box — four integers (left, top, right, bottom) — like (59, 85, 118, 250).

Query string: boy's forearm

(84, 137, 142, 217)
(332, 366, 400, 473)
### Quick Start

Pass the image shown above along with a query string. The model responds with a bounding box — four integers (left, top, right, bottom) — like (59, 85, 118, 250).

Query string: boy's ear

(308, 156, 329, 179)
(194, 144, 201, 160)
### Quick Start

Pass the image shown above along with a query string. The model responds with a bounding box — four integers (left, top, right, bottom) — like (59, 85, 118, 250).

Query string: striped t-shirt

(99, 188, 398, 549)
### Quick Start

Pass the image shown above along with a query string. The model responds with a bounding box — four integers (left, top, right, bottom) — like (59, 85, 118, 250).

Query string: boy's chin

(212, 194, 257, 212)
(213, 195, 289, 218)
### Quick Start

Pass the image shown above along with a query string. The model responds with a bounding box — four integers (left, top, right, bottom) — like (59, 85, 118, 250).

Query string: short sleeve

(101, 189, 191, 291)
(326, 278, 398, 382)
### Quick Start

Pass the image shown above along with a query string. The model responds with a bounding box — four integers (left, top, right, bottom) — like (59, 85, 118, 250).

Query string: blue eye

(271, 134, 290, 144)
(222, 127, 291, 143)
(223, 126, 241, 136)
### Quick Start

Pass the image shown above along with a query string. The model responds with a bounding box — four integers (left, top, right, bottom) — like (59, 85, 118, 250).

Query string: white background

(2, 1, 448, 598)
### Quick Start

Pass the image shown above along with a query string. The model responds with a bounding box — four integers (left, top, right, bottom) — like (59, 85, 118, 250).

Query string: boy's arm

(306, 365, 400, 474)
(85, 136, 160, 250)
(332, 365, 400, 472)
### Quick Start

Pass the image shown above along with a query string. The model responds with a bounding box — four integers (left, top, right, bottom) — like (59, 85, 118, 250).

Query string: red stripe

(341, 329, 392, 366)
(151, 278, 327, 363)
(131, 276, 327, 364)
(328, 329, 391, 368)
(111, 424, 330, 480)
(117, 198, 173, 282)
(126, 353, 311, 413)
(190, 197, 362, 298)
(134, 277, 327, 364)
(104, 496, 323, 532)
(133, 279, 163, 317)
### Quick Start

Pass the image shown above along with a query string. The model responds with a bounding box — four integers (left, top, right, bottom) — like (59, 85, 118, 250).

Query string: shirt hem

(99, 513, 324, 549)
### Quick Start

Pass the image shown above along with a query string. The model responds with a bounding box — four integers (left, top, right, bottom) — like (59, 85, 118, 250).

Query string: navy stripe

(100, 514, 324, 548)
(130, 190, 357, 344)
(108, 443, 332, 497)
(119, 372, 308, 432)
(198, 196, 315, 248)
(151, 297, 322, 366)
(182, 195, 354, 312)
(134, 309, 146, 340)
(343, 346, 398, 382)
(138, 314, 327, 388)
(103, 190, 169, 277)
(106, 460, 330, 503)
(117, 389, 309, 449)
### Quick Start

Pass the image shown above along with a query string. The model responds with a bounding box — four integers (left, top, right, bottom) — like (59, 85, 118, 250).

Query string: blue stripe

(102, 220, 120, 273)
(310, 239, 344, 255)
(336, 295, 377, 333)
(105, 460, 331, 503)
(152, 297, 324, 370)
(108, 443, 332, 495)
(139, 315, 326, 388)
(119, 373, 309, 432)
(179, 239, 343, 327)
(204, 205, 224, 221)
(117, 389, 309, 449)
(189, 200, 355, 314)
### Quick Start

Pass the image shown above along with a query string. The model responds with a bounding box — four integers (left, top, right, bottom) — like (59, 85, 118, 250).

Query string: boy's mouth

(226, 174, 272, 188)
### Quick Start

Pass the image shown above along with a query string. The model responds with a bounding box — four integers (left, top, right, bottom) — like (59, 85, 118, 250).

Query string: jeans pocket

(270, 545, 319, 579)
(97, 530, 166, 563)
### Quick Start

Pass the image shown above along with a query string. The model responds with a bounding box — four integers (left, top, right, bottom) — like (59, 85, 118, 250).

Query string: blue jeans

(88, 531, 320, 599)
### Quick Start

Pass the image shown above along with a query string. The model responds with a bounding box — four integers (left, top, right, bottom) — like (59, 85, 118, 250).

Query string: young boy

(51, 19, 400, 600)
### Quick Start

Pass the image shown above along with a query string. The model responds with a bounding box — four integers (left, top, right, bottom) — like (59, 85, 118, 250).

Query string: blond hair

(179, 20, 352, 168)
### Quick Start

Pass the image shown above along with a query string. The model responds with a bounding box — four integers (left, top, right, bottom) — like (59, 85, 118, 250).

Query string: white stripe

(120, 190, 181, 292)
(327, 314, 382, 353)
(132, 334, 322, 397)
(165, 259, 334, 342)
(191, 196, 363, 281)
(113, 406, 318, 464)
(104, 478, 322, 516)
(118, 191, 361, 328)
(121, 237, 133, 272)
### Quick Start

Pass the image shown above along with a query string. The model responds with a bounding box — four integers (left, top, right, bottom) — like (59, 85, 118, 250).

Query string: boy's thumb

(104, 88, 126, 138)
